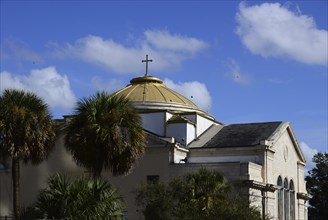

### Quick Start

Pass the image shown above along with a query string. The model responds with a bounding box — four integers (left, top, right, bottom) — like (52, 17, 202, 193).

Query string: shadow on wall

(0, 134, 85, 216)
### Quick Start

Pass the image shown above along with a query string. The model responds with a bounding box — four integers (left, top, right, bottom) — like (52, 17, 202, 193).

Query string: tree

(136, 168, 262, 220)
(305, 152, 328, 220)
(136, 182, 173, 220)
(0, 89, 56, 219)
(171, 168, 230, 219)
(65, 91, 146, 178)
(21, 174, 124, 220)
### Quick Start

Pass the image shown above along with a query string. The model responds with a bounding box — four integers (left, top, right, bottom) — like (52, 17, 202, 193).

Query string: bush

(21, 174, 124, 220)
(136, 168, 263, 220)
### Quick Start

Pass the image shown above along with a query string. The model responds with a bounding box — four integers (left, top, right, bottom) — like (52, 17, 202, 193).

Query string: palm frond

(0, 89, 56, 163)
(65, 91, 146, 178)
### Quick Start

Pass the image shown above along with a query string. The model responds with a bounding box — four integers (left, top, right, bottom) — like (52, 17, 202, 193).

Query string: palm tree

(0, 89, 56, 219)
(186, 168, 230, 210)
(136, 168, 262, 220)
(21, 174, 124, 220)
(173, 168, 230, 219)
(65, 91, 146, 178)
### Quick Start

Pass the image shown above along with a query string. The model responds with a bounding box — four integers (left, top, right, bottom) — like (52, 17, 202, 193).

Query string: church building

(0, 60, 310, 219)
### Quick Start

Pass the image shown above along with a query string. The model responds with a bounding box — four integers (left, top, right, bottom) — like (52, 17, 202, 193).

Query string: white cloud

(226, 59, 251, 85)
(4, 38, 43, 63)
(66, 36, 142, 73)
(163, 78, 212, 111)
(300, 142, 318, 174)
(91, 76, 125, 93)
(236, 2, 328, 66)
(0, 67, 76, 110)
(53, 30, 208, 74)
(144, 30, 208, 54)
(0, 71, 26, 89)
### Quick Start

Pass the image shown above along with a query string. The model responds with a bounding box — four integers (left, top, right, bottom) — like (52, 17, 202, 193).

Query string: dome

(111, 75, 212, 118)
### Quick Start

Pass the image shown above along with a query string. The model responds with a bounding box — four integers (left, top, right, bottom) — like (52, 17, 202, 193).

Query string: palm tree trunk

(92, 161, 102, 179)
(92, 151, 103, 179)
(12, 158, 20, 219)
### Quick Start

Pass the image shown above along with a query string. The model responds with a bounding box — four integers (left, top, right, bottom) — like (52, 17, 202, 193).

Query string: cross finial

(142, 54, 153, 77)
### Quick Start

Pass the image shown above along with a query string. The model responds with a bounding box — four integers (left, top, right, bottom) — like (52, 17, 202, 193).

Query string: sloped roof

(201, 122, 283, 148)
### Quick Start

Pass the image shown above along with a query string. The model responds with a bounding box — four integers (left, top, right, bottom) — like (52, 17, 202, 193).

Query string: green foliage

(206, 193, 263, 220)
(136, 168, 262, 220)
(306, 152, 328, 220)
(0, 89, 56, 218)
(136, 182, 173, 220)
(0, 89, 55, 163)
(21, 174, 124, 220)
(65, 91, 146, 178)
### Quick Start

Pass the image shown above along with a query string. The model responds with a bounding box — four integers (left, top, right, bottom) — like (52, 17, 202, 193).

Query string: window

(278, 176, 294, 220)
(290, 180, 295, 220)
(147, 175, 159, 184)
(284, 178, 289, 220)
(277, 176, 283, 220)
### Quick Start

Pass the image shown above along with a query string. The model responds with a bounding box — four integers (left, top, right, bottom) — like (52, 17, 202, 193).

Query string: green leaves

(0, 89, 55, 163)
(306, 152, 328, 220)
(136, 182, 173, 220)
(65, 91, 146, 178)
(0, 89, 56, 218)
(136, 168, 262, 220)
(22, 174, 124, 220)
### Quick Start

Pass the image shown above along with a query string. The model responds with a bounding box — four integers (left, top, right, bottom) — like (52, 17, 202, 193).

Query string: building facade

(0, 74, 309, 219)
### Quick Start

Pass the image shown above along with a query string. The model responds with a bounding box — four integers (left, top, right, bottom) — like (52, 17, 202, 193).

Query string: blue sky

(1, 1, 327, 168)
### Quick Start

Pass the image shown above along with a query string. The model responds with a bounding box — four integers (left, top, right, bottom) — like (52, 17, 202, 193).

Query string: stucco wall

(141, 112, 166, 136)
(0, 125, 308, 220)
(188, 146, 262, 165)
(268, 129, 307, 220)
(0, 134, 84, 216)
(0, 139, 173, 220)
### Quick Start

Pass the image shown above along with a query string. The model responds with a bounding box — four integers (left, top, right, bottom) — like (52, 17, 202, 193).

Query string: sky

(0, 1, 327, 171)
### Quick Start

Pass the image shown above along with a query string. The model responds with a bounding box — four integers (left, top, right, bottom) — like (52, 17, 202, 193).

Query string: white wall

(166, 122, 195, 146)
(173, 147, 188, 164)
(0, 134, 83, 216)
(167, 123, 187, 145)
(141, 112, 166, 136)
(188, 155, 260, 164)
(183, 114, 196, 123)
(141, 111, 212, 145)
(186, 123, 195, 145)
(183, 114, 213, 137)
(196, 115, 213, 136)
(268, 129, 307, 220)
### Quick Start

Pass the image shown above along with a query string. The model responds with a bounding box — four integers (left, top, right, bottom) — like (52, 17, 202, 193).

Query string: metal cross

(142, 54, 153, 77)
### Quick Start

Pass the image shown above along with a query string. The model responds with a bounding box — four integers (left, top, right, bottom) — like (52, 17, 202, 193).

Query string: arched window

(277, 177, 294, 220)
(277, 176, 283, 220)
(290, 180, 295, 220)
(284, 178, 289, 220)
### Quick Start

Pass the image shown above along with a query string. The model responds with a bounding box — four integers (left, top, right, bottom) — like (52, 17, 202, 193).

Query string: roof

(188, 124, 224, 148)
(111, 75, 215, 119)
(112, 76, 197, 108)
(201, 122, 283, 148)
(167, 115, 194, 124)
